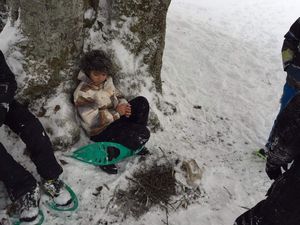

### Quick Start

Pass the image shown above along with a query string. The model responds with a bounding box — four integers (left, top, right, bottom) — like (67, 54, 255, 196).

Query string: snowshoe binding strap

(12, 210, 44, 225)
(71, 142, 144, 166)
(46, 184, 78, 212)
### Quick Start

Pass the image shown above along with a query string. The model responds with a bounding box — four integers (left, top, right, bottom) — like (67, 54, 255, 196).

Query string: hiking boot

(98, 146, 119, 174)
(18, 185, 40, 222)
(42, 179, 72, 206)
(99, 164, 118, 174)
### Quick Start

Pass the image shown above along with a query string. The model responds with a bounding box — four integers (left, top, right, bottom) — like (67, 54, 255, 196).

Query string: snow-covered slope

(158, 1, 300, 224)
(1, 0, 300, 224)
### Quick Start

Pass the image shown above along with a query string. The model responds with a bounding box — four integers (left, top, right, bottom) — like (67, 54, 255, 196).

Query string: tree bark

(4, 0, 171, 148)
(11, 0, 85, 99)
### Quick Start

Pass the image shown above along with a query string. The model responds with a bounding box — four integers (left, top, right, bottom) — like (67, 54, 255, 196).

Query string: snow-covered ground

(1, 0, 300, 224)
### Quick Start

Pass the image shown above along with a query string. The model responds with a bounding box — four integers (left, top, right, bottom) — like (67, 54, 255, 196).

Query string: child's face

(89, 71, 107, 85)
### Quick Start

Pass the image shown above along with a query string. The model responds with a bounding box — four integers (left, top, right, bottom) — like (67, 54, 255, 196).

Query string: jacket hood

(77, 71, 91, 83)
(77, 70, 112, 87)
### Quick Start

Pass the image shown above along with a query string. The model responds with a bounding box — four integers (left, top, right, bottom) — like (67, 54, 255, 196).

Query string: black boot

(99, 147, 119, 174)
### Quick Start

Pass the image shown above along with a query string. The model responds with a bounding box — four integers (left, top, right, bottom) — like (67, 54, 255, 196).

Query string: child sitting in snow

(73, 50, 150, 174)
(0, 50, 73, 222)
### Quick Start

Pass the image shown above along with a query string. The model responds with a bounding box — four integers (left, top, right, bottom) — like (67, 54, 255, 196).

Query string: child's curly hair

(80, 50, 113, 77)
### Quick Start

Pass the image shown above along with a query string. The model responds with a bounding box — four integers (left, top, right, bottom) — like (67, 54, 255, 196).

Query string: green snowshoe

(71, 142, 144, 166)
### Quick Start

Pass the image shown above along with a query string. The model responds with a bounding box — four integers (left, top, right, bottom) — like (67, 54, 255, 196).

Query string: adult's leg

(268, 92, 300, 153)
(0, 142, 36, 201)
(4, 100, 62, 180)
(266, 82, 298, 149)
(263, 166, 300, 225)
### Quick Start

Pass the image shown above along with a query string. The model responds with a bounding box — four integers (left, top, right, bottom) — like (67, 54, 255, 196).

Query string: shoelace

(45, 180, 64, 197)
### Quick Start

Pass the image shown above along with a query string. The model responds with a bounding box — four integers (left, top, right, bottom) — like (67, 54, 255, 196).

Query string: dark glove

(266, 161, 287, 180)
(286, 64, 300, 82)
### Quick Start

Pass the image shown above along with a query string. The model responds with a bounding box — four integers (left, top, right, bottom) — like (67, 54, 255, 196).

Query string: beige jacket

(73, 71, 127, 136)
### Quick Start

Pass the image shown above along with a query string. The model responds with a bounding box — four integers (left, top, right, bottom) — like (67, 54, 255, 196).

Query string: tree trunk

(13, 0, 85, 99)
(85, 0, 171, 95)
(6, 0, 85, 149)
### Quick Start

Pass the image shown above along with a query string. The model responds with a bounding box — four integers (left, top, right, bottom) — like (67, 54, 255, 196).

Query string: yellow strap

(282, 49, 294, 63)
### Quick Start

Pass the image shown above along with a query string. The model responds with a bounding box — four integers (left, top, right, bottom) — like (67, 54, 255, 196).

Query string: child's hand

(116, 103, 131, 117)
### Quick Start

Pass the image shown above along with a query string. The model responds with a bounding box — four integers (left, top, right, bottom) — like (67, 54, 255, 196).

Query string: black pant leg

(91, 119, 150, 150)
(0, 143, 36, 201)
(235, 165, 300, 225)
(126, 96, 149, 126)
(265, 163, 300, 225)
(4, 100, 62, 180)
(234, 200, 273, 225)
(268, 93, 300, 152)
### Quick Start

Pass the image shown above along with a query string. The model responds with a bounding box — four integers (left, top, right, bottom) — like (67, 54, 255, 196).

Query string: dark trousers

(234, 160, 300, 225)
(266, 82, 299, 149)
(0, 100, 62, 201)
(90, 96, 150, 151)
